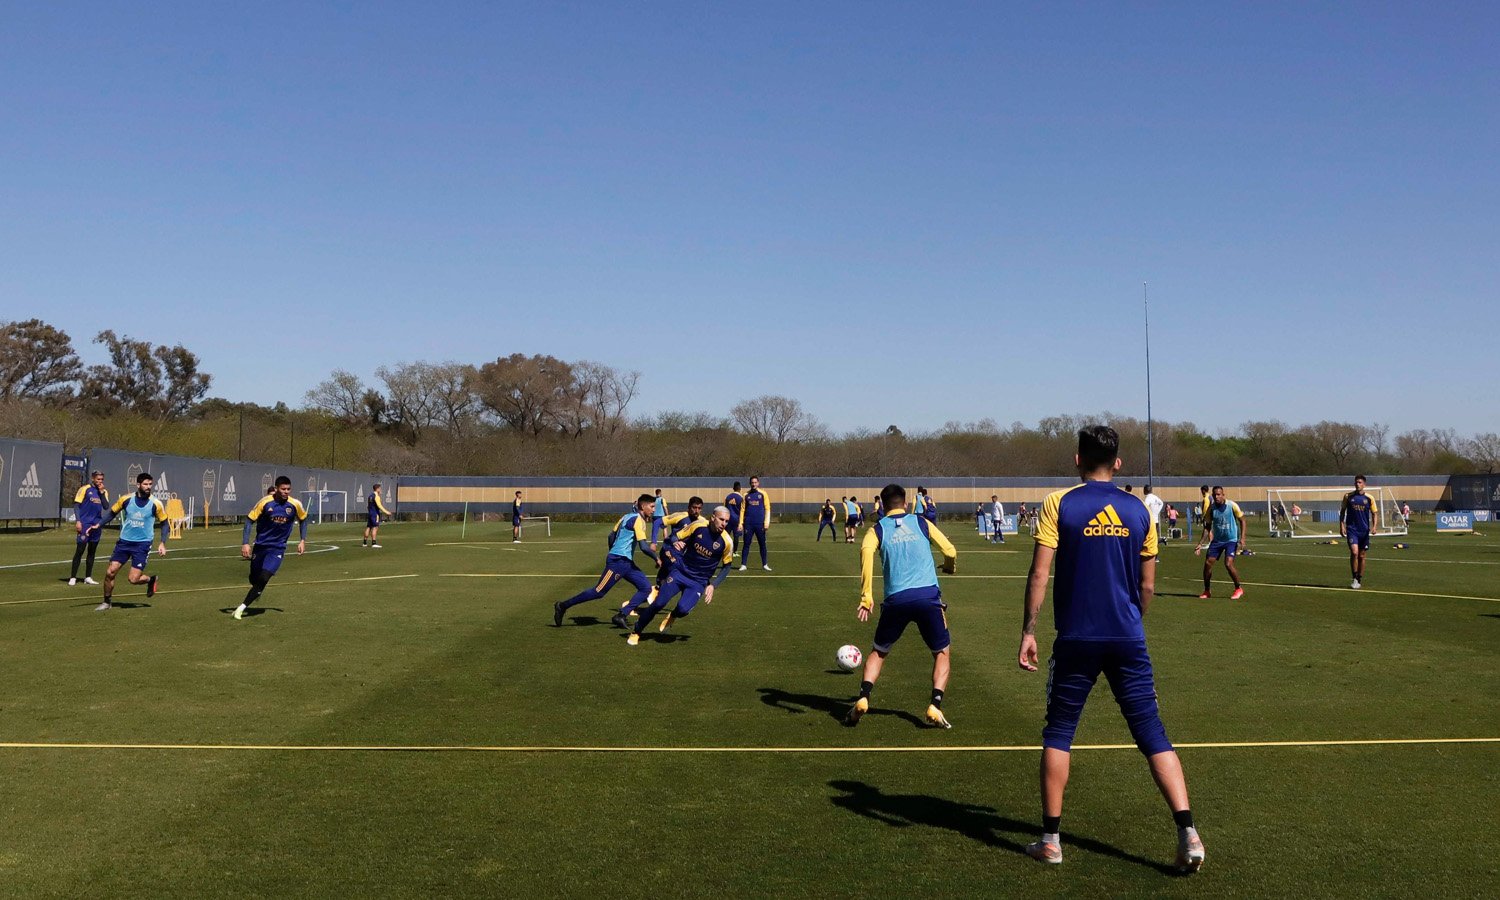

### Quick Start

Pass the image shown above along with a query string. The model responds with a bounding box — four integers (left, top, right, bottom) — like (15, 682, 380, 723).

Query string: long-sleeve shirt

(859, 508, 957, 609)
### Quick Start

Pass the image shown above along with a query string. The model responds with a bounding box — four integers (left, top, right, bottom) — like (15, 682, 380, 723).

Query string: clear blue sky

(3, 2, 1496, 437)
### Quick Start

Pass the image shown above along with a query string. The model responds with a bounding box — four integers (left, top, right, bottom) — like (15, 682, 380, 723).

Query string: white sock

(1042, 832, 1060, 844)
(1179, 825, 1199, 841)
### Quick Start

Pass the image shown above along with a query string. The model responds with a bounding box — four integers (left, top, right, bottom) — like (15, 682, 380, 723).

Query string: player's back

(1042, 481, 1156, 642)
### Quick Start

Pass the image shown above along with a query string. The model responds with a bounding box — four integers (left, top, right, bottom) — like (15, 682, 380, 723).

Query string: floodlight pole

(1143, 282, 1155, 490)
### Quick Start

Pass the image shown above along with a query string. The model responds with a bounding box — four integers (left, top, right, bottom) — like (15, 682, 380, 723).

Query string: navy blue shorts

(1206, 541, 1237, 559)
(1347, 531, 1370, 551)
(1043, 639, 1172, 756)
(872, 597, 950, 654)
(109, 540, 153, 570)
(366, 513, 380, 527)
(251, 546, 285, 577)
(654, 572, 708, 616)
(512, 515, 522, 527)
(845, 516, 858, 528)
(77, 525, 103, 544)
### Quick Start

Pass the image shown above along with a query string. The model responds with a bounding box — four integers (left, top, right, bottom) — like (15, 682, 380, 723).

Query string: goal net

(459, 503, 552, 539)
(300, 490, 349, 524)
(1266, 487, 1407, 538)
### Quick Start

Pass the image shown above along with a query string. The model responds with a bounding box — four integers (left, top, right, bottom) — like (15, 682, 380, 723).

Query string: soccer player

(845, 483, 958, 730)
(232, 476, 309, 620)
(872, 494, 883, 522)
(1197, 484, 1211, 538)
(1017, 425, 1204, 872)
(1340, 475, 1378, 589)
(628, 505, 736, 645)
(911, 487, 929, 519)
(69, 470, 110, 585)
(738, 475, 771, 571)
(844, 496, 861, 543)
(818, 499, 839, 542)
(725, 481, 744, 535)
(1194, 486, 1246, 599)
(364, 483, 392, 547)
(552, 494, 657, 628)
(95, 472, 170, 611)
(1142, 486, 1165, 534)
(511, 490, 523, 543)
(990, 495, 1006, 544)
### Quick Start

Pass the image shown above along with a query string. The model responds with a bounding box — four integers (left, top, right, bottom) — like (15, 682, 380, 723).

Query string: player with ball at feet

(845, 483, 957, 729)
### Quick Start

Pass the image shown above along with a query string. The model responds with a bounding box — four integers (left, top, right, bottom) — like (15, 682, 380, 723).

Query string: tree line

(3, 316, 1498, 477)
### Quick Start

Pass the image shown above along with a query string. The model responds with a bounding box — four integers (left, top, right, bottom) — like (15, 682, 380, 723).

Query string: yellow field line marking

(439, 573, 1029, 580)
(0, 737, 1493, 753)
(1165, 576, 1500, 604)
(0, 574, 420, 607)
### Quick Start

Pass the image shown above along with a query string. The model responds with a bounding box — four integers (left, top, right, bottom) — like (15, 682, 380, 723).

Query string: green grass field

(1, 517, 1496, 896)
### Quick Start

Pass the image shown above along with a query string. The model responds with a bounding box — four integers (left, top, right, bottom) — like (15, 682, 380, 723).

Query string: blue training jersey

(725, 492, 743, 523)
(1342, 491, 1374, 533)
(247, 495, 308, 549)
(667, 523, 735, 584)
(743, 489, 769, 526)
(862, 511, 957, 604)
(1036, 481, 1158, 642)
(109, 493, 169, 544)
(75, 484, 110, 526)
(608, 512, 653, 559)
(1206, 501, 1242, 544)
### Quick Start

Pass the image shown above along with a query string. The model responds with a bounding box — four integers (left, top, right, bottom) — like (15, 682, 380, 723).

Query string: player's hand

(1193, 546, 1202, 556)
(88, 523, 100, 535)
(75, 521, 82, 535)
(1019, 634, 1039, 671)
(296, 540, 306, 556)
(241, 543, 252, 559)
(703, 585, 714, 604)
(157, 542, 168, 557)
(856, 605, 870, 622)
(942, 559, 956, 575)
(672, 540, 685, 552)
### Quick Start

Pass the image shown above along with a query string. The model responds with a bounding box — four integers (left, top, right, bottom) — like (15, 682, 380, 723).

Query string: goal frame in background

(299, 490, 349, 525)
(459, 503, 552, 538)
(1266, 487, 1408, 538)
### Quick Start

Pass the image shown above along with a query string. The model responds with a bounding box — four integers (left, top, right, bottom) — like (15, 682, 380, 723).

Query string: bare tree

(0, 319, 82, 403)
(304, 370, 369, 422)
(1466, 433, 1500, 473)
(79, 331, 211, 430)
(425, 362, 479, 437)
(730, 395, 826, 445)
(377, 362, 445, 442)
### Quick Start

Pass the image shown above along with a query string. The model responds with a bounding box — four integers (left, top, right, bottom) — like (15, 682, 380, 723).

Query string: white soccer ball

(836, 644, 863, 671)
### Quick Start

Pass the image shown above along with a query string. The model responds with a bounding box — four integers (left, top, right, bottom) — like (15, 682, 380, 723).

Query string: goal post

(299, 490, 349, 525)
(1266, 487, 1408, 538)
(460, 502, 552, 538)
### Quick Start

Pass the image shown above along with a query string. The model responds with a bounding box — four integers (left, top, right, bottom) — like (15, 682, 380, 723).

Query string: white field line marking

(1249, 549, 1500, 567)
(0, 574, 419, 607)
(1163, 576, 1500, 604)
(427, 541, 596, 546)
(0, 544, 341, 570)
(0, 737, 1494, 753)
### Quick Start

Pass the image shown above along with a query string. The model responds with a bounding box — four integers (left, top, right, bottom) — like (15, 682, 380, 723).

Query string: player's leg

(554, 563, 621, 625)
(656, 582, 704, 633)
(630, 576, 686, 640)
(99, 556, 125, 610)
(70, 538, 87, 583)
(913, 600, 953, 727)
(757, 527, 769, 568)
(1200, 551, 1217, 597)
(83, 538, 101, 582)
(846, 604, 910, 725)
(613, 565, 656, 627)
(1223, 553, 1242, 591)
(370, 523, 380, 548)
(1029, 641, 1104, 863)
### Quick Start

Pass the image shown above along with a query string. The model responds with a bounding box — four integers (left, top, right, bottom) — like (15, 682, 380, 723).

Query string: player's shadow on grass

(1155, 591, 1204, 599)
(563, 615, 611, 627)
(105, 601, 151, 609)
(827, 780, 1178, 875)
(756, 687, 925, 728)
(627, 633, 691, 644)
(217, 607, 282, 617)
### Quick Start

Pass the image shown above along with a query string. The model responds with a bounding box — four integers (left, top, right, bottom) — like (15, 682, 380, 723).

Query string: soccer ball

(836, 644, 863, 671)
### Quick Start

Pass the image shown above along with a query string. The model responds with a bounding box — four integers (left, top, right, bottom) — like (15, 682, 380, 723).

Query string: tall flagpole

(1144, 282, 1155, 489)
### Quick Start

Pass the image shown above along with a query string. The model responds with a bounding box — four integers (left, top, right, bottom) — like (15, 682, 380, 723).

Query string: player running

(628, 506, 735, 645)
(738, 475, 771, 571)
(232, 476, 309, 620)
(68, 470, 110, 585)
(1340, 475, 1378, 589)
(1017, 425, 1204, 872)
(1194, 486, 1247, 600)
(95, 472, 170, 611)
(364, 483, 392, 547)
(845, 483, 958, 730)
(552, 494, 657, 628)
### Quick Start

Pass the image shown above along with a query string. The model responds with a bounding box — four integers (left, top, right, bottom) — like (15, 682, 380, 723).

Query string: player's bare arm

(1019, 544, 1055, 671)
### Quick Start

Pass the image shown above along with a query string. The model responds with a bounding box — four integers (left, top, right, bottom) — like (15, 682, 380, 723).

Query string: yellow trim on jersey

(1035, 483, 1087, 549)
(247, 495, 273, 521)
(373, 492, 392, 515)
(670, 515, 708, 541)
(631, 516, 653, 543)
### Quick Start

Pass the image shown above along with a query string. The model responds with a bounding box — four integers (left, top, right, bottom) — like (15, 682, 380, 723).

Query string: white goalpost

(459, 502, 551, 538)
(1266, 487, 1408, 539)
(300, 490, 349, 524)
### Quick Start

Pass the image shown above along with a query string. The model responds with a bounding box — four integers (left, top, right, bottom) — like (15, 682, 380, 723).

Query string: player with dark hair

(512, 490, 524, 543)
(1340, 475, 1377, 589)
(845, 483, 958, 730)
(725, 481, 744, 535)
(818, 499, 839, 542)
(95, 472, 170, 611)
(69, 470, 110, 586)
(553, 494, 657, 627)
(738, 475, 771, 571)
(233, 476, 309, 620)
(364, 483, 392, 548)
(1017, 425, 1203, 872)
(628, 505, 736, 645)
(1194, 486, 1246, 599)
(844, 495, 861, 543)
